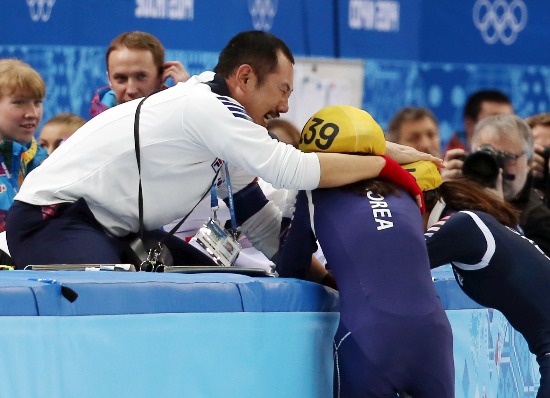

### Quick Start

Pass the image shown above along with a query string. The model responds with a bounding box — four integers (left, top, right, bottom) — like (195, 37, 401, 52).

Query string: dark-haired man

(443, 89, 514, 181)
(445, 89, 514, 154)
(7, 31, 437, 268)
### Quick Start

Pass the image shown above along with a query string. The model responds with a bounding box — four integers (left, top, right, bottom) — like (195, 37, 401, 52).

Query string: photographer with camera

(526, 112, 550, 208)
(442, 114, 550, 256)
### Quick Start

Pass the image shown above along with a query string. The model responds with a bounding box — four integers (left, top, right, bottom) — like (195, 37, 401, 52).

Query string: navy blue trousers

(333, 318, 454, 398)
(6, 199, 216, 269)
(537, 354, 550, 398)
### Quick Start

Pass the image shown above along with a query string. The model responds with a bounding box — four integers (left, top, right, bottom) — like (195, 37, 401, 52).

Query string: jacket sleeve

(224, 180, 282, 260)
(425, 211, 490, 269)
(276, 190, 317, 278)
(185, 92, 320, 191)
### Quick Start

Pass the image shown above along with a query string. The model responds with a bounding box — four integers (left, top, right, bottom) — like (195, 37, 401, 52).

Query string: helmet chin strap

(427, 199, 447, 229)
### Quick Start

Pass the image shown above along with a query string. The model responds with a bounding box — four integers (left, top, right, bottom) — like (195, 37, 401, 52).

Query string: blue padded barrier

(0, 270, 340, 398)
(0, 270, 339, 316)
(432, 265, 540, 397)
(0, 268, 542, 397)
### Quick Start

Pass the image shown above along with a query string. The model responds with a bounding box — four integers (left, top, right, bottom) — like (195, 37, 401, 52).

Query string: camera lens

(462, 150, 500, 187)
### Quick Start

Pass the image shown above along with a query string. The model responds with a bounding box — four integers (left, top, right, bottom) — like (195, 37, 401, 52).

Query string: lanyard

(210, 161, 238, 237)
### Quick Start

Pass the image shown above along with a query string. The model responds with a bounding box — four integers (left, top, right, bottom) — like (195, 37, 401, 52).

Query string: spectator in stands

(266, 117, 300, 148)
(528, 113, 550, 149)
(443, 89, 513, 181)
(424, 177, 550, 398)
(444, 89, 514, 154)
(441, 114, 550, 256)
(39, 112, 86, 154)
(0, 59, 48, 232)
(278, 105, 454, 398)
(6, 31, 435, 269)
(90, 31, 190, 118)
(386, 106, 441, 157)
(526, 112, 550, 205)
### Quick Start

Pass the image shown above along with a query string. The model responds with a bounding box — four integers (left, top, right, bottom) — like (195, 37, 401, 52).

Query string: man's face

(471, 126, 529, 201)
(465, 101, 514, 145)
(240, 51, 293, 127)
(397, 116, 440, 157)
(0, 93, 43, 143)
(532, 124, 550, 148)
(477, 101, 514, 122)
(107, 47, 163, 104)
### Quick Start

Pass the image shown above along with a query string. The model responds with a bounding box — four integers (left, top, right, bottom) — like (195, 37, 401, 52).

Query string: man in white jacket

(6, 31, 438, 268)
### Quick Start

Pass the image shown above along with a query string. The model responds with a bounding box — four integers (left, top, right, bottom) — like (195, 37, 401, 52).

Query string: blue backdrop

(1, 0, 548, 149)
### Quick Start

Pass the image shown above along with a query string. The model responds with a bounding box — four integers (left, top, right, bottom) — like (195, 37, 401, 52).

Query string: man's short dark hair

(463, 89, 511, 121)
(214, 31, 294, 86)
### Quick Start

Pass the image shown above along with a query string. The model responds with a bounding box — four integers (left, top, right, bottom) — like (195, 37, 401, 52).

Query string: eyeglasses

(501, 151, 525, 165)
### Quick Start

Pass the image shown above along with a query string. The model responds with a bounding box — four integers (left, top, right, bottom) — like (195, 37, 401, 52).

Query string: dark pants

(538, 354, 550, 398)
(6, 199, 216, 269)
(333, 317, 454, 398)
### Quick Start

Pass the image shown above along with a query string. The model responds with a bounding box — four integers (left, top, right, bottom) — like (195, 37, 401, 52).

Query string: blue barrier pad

(0, 270, 339, 316)
(0, 271, 340, 398)
(0, 312, 339, 398)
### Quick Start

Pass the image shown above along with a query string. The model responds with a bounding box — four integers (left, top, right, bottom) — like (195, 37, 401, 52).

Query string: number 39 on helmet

(299, 105, 386, 155)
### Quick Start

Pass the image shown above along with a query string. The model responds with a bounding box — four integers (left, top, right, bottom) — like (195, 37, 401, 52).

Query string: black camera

(535, 146, 550, 194)
(540, 146, 550, 163)
(542, 146, 550, 206)
(461, 144, 507, 188)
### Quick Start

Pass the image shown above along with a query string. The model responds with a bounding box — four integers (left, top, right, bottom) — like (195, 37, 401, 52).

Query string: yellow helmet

(299, 105, 385, 155)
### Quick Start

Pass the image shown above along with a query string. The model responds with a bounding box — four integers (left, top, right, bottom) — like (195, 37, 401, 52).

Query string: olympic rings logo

(27, 0, 56, 22)
(248, 0, 278, 31)
(473, 0, 527, 45)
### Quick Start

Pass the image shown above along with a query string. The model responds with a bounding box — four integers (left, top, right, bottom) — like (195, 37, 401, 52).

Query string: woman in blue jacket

(423, 177, 550, 398)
